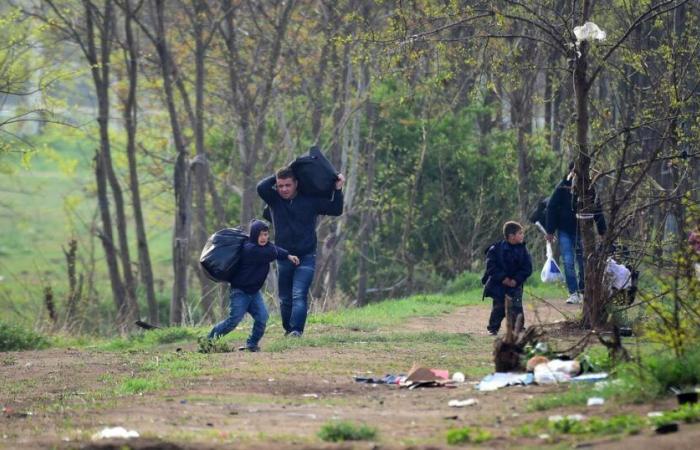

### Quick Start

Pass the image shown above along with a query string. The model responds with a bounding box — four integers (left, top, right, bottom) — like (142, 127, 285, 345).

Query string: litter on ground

(476, 372, 534, 391)
(448, 398, 478, 407)
(92, 427, 139, 440)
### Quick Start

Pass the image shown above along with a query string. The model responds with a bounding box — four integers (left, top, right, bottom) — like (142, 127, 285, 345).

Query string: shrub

(197, 336, 232, 353)
(443, 271, 483, 294)
(446, 426, 493, 445)
(0, 321, 49, 351)
(318, 421, 377, 442)
(646, 345, 700, 392)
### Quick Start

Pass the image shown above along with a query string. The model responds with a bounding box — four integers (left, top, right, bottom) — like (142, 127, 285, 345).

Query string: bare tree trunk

(80, 0, 131, 327)
(190, 0, 215, 322)
(357, 96, 378, 306)
(511, 92, 533, 221)
(573, 0, 606, 329)
(121, 0, 158, 324)
(153, 0, 192, 325)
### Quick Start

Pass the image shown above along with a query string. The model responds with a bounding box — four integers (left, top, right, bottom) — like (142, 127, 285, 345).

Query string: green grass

(117, 377, 166, 395)
(98, 326, 201, 351)
(317, 421, 377, 442)
(446, 426, 493, 445)
(529, 344, 700, 412)
(0, 320, 49, 351)
(515, 407, 700, 440)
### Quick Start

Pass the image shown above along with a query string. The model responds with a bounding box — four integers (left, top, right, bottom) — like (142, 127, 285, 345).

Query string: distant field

(0, 128, 174, 327)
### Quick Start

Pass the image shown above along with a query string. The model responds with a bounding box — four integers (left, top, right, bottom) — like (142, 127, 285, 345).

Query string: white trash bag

(605, 258, 631, 290)
(573, 22, 607, 42)
(541, 242, 564, 283)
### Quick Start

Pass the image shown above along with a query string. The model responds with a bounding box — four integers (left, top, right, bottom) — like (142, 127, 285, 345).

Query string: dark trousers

(487, 295, 524, 333)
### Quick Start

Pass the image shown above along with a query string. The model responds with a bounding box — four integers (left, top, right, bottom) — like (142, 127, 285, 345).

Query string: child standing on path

(483, 221, 533, 336)
(208, 220, 299, 351)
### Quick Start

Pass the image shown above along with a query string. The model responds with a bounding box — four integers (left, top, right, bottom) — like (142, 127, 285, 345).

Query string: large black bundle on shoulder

(199, 227, 248, 282)
(290, 145, 338, 197)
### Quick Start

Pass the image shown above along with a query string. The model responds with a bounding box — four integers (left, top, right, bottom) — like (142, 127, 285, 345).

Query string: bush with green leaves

(197, 336, 232, 353)
(318, 421, 377, 442)
(446, 426, 493, 445)
(443, 271, 484, 294)
(0, 321, 49, 351)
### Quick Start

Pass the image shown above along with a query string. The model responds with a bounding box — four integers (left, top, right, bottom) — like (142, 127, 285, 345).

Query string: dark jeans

(487, 293, 524, 334)
(208, 289, 269, 347)
(559, 230, 585, 294)
(277, 253, 315, 334)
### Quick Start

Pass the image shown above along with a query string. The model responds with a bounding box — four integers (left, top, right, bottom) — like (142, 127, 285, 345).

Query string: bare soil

(1, 300, 698, 449)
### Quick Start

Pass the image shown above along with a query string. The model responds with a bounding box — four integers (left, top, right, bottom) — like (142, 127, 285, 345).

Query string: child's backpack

(199, 227, 248, 282)
(528, 196, 549, 227)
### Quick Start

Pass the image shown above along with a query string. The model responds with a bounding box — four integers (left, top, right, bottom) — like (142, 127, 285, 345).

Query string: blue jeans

(208, 289, 269, 347)
(277, 253, 315, 334)
(558, 230, 584, 294)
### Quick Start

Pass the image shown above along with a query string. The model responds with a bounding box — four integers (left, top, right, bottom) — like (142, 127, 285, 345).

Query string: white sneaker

(566, 292, 583, 304)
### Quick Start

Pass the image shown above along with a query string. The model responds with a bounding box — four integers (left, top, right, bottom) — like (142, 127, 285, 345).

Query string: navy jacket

(483, 240, 533, 300)
(257, 175, 343, 256)
(230, 221, 289, 294)
(545, 178, 606, 236)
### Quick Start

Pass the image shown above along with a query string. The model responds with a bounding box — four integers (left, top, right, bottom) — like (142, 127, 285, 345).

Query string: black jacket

(483, 240, 533, 300)
(545, 178, 606, 236)
(229, 221, 289, 294)
(257, 175, 343, 256)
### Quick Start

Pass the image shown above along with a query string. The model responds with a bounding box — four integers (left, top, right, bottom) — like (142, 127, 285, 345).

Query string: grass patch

(99, 326, 201, 351)
(117, 377, 166, 395)
(317, 421, 377, 442)
(264, 330, 474, 352)
(309, 291, 483, 330)
(0, 321, 49, 351)
(446, 426, 493, 445)
(197, 336, 234, 353)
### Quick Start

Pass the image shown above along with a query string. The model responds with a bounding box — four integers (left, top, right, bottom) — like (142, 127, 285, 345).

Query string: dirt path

(1, 301, 698, 449)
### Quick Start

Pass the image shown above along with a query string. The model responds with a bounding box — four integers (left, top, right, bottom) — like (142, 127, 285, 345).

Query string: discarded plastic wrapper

(606, 258, 632, 290)
(587, 397, 605, 406)
(92, 427, 139, 440)
(476, 372, 534, 391)
(573, 22, 606, 42)
(534, 359, 581, 384)
(353, 374, 405, 384)
(549, 414, 585, 422)
(448, 398, 478, 407)
(451, 372, 465, 383)
(571, 372, 608, 383)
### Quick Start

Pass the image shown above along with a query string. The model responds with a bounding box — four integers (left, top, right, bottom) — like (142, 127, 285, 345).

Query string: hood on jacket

(249, 219, 270, 244)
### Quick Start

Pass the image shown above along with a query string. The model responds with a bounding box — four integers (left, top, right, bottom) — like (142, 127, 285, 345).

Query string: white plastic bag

(573, 22, 607, 42)
(605, 258, 631, 290)
(541, 242, 564, 283)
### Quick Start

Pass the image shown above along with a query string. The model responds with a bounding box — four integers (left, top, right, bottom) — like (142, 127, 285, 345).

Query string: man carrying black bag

(257, 148, 345, 337)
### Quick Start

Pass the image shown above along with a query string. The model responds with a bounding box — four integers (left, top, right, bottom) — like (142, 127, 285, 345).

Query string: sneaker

(487, 330, 498, 336)
(288, 331, 302, 338)
(238, 345, 260, 352)
(566, 292, 583, 304)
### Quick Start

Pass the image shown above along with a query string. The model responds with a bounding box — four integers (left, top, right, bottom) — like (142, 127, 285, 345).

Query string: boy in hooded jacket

(208, 219, 299, 351)
(483, 221, 533, 336)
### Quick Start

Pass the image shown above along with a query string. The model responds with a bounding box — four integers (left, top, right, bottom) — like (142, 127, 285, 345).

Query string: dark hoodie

(545, 177, 606, 236)
(229, 220, 290, 294)
(257, 175, 343, 255)
(482, 240, 533, 300)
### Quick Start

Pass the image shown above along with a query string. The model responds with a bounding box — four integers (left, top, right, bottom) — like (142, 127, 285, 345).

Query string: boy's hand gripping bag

(541, 242, 564, 283)
(199, 227, 248, 282)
